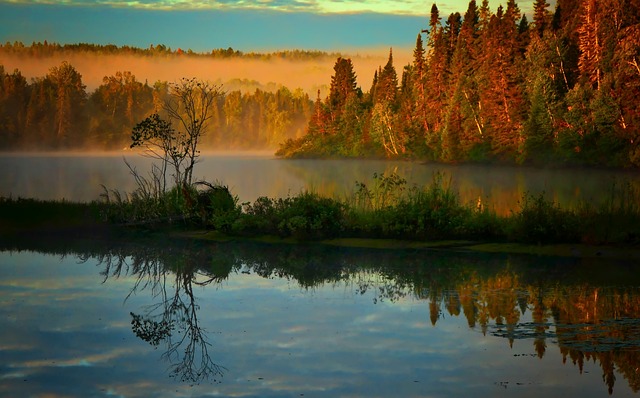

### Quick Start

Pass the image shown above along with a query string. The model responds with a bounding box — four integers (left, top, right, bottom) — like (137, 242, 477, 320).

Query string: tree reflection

(95, 241, 237, 384)
(2, 234, 639, 394)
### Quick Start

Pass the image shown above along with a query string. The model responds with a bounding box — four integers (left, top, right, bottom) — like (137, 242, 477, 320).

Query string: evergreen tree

(424, 6, 451, 157)
(374, 49, 398, 105)
(412, 33, 426, 117)
(442, 1, 484, 161)
(533, 0, 551, 38)
(328, 57, 358, 116)
(478, 0, 492, 31)
(369, 49, 403, 157)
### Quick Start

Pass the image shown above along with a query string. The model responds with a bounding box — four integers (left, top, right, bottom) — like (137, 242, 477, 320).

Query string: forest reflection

(5, 236, 639, 394)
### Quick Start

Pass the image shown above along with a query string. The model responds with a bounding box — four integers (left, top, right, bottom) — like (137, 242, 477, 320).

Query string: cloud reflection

(1, 242, 639, 397)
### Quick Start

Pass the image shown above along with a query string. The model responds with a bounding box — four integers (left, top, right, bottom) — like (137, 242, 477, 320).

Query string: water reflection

(95, 248, 230, 383)
(2, 153, 640, 214)
(2, 236, 640, 396)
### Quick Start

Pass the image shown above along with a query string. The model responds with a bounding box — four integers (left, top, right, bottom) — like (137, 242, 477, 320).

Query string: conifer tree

(374, 49, 398, 105)
(533, 0, 551, 38)
(412, 33, 429, 146)
(328, 57, 358, 116)
(422, 6, 451, 157)
(370, 50, 403, 156)
(443, 1, 484, 160)
(478, 0, 491, 31)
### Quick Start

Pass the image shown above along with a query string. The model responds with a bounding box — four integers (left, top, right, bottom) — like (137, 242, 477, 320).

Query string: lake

(1, 152, 639, 214)
(0, 237, 639, 397)
(1, 153, 639, 397)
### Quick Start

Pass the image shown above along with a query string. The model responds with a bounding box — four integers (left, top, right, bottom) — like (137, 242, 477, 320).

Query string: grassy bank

(2, 173, 640, 247)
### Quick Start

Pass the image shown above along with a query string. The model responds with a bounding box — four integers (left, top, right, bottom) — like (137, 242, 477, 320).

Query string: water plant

(3, 171, 640, 247)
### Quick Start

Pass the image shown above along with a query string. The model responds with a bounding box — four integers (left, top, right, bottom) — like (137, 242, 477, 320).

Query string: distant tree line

(0, 63, 313, 150)
(278, 0, 640, 168)
(0, 41, 341, 61)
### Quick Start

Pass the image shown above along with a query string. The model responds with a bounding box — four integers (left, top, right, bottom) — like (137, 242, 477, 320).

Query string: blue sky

(0, 0, 540, 52)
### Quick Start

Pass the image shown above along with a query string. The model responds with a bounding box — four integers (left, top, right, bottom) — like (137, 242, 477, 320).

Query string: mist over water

(1, 152, 638, 214)
(1, 50, 412, 96)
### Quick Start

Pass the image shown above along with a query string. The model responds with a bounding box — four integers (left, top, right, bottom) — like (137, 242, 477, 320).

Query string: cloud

(0, 0, 445, 15)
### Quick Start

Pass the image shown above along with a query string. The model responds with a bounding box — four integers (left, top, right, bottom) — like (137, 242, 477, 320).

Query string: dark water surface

(1, 238, 639, 397)
(1, 152, 639, 213)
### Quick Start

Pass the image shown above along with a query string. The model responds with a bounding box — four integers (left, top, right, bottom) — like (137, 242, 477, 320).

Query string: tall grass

(343, 172, 504, 240)
(99, 158, 240, 228)
(4, 171, 639, 246)
(95, 170, 640, 244)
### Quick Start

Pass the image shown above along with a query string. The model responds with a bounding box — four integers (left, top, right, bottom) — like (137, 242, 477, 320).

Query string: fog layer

(1, 49, 412, 96)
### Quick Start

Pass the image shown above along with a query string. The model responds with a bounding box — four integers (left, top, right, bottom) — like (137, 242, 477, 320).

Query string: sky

(0, 0, 540, 53)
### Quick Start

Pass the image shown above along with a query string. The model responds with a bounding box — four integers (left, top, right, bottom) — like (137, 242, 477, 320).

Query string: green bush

(194, 183, 240, 232)
(238, 192, 345, 239)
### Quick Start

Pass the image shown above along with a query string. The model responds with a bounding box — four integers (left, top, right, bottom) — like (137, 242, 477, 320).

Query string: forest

(0, 62, 313, 150)
(1, 0, 640, 167)
(0, 40, 339, 61)
(278, 0, 640, 168)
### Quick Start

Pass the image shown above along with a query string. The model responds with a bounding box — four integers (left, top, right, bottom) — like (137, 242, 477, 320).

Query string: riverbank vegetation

(4, 171, 638, 247)
(278, 0, 640, 168)
(103, 171, 640, 245)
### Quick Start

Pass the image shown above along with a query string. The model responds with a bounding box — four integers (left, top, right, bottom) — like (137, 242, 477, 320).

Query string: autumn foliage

(279, 0, 640, 167)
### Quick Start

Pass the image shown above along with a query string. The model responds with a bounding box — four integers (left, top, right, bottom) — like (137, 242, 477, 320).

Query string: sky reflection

(0, 248, 638, 397)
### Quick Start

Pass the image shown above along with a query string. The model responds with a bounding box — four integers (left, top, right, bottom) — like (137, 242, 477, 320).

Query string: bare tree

(131, 78, 223, 190)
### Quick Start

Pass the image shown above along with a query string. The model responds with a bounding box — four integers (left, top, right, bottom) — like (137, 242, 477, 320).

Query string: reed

(2, 172, 639, 246)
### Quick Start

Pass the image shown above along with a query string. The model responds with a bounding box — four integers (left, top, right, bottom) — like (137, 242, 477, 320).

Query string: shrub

(194, 182, 240, 232)
(238, 192, 345, 239)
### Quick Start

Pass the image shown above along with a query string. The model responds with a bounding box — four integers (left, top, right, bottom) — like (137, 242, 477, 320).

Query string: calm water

(1, 152, 639, 213)
(0, 237, 639, 397)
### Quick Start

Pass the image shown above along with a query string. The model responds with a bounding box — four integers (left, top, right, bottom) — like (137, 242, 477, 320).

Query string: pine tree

(442, 1, 484, 160)
(612, 0, 640, 165)
(374, 49, 398, 105)
(478, 0, 491, 31)
(412, 33, 428, 143)
(533, 0, 551, 38)
(328, 57, 358, 115)
(475, 3, 527, 160)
